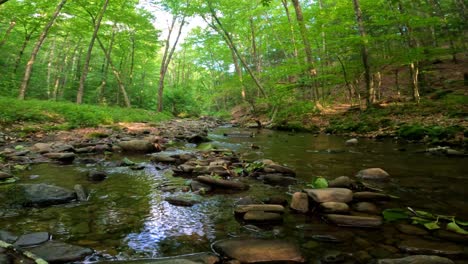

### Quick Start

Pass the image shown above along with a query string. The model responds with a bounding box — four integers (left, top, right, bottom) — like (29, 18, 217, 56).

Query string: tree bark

(0, 20, 16, 48)
(157, 15, 185, 112)
(76, 0, 109, 104)
(18, 0, 67, 100)
(352, 0, 374, 107)
(98, 23, 116, 103)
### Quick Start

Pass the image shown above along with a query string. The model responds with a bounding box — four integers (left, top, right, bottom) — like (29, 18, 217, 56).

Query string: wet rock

(353, 192, 391, 201)
(320, 202, 350, 214)
(369, 244, 398, 259)
(196, 176, 248, 190)
(88, 171, 107, 182)
(396, 224, 429, 236)
(398, 239, 464, 256)
(113, 253, 220, 264)
(376, 255, 455, 264)
(29, 241, 93, 263)
(31, 143, 53, 153)
(433, 229, 468, 244)
(14, 232, 49, 247)
(0, 230, 17, 243)
(43, 152, 76, 163)
(262, 174, 297, 186)
(187, 134, 210, 144)
(321, 250, 346, 263)
(304, 188, 353, 203)
(263, 196, 288, 206)
(325, 214, 383, 228)
(165, 194, 201, 207)
(328, 176, 355, 188)
(264, 164, 296, 176)
(290, 192, 309, 213)
(356, 168, 390, 181)
(354, 250, 372, 264)
(0, 254, 10, 264)
(345, 138, 358, 145)
(190, 180, 213, 193)
(235, 204, 285, 214)
(193, 166, 229, 176)
(119, 140, 156, 153)
(0, 171, 13, 180)
(74, 184, 88, 201)
(150, 153, 177, 163)
(212, 238, 305, 263)
(11, 184, 76, 207)
(178, 164, 195, 173)
(352, 202, 380, 214)
(243, 211, 283, 222)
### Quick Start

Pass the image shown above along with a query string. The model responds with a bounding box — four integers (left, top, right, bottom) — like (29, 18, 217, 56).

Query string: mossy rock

(274, 121, 319, 133)
(397, 124, 428, 140)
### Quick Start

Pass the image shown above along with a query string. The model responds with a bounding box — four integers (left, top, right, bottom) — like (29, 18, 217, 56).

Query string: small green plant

(306, 176, 328, 189)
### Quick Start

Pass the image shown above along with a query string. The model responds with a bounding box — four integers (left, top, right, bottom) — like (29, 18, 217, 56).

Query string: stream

(1, 125, 467, 262)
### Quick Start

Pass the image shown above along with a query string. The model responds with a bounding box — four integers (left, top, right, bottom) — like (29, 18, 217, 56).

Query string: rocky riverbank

(1, 118, 467, 263)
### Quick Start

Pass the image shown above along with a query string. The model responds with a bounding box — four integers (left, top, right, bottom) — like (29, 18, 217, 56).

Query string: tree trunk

(46, 38, 56, 99)
(231, 47, 246, 101)
(281, 0, 299, 61)
(98, 23, 116, 103)
(0, 20, 16, 48)
(352, 0, 374, 107)
(291, 0, 318, 101)
(18, 0, 67, 100)
(157, 15, 185, 112)
(76, 0, 109, 104)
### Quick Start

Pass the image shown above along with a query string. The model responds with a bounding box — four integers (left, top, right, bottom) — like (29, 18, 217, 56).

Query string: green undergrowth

(0, 96, 172, 131)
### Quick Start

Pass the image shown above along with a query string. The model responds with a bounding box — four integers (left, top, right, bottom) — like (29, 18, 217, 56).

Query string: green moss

(398, 124, 427, 140)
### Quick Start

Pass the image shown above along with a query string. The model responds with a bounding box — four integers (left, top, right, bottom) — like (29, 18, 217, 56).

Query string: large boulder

(119, 140, 156, 153)
(212, 239, 305, 263)
(29, 241, 93, 263)
(7, 184, 76, 207)
(304, 188, 353, 203)
(356, 168, 390, 181)
(377, 255, 454, 264)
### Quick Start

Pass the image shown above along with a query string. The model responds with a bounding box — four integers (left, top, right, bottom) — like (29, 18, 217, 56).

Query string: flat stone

(14, 232, 49, 247)
(377, 255, 455, 264)
(262, 174, 297, 186)
(235, 204, 285, 214)
(0, 171, 13, 180)
(325, 214, 383, 228)
(150, 153, 177, 163)
(353, 192, 391, 201)
(43, 152, 76, 163)
(0, 230, 18, 243)
(190, 180, 213, 193)
(196, 176, 248, 190)
(328, 176, 354, 188)
(345, 138, 358, 145)
(165, 195, 201, 207)
(396, 224, 429, 236)
(320, 202, 350, 214)
(243, 211, 283, 222)
(352, 202, 380, 214)
(304, 188, 353, 203)
(14, 184, 76, 207)
(119, 140, 156, 153)
(29, 241, 93, 263)
(106, 253, 219, 264)
(356, 168, 390, 181)
(398, 239, 464, 256)
(32, 143, 53, 153)
(264, 164, 296, 176)
(212, 238, 305, 263)
(290, 192, 309, 213)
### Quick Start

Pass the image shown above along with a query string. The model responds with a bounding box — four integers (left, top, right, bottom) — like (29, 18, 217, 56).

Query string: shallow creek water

(1, 126, 467, 262)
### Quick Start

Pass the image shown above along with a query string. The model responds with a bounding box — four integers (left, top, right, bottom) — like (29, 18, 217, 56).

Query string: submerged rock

(396, 224, 429, 236)
(0, 230, 18, 244)
(243, 211, 283, 222)
(352, 202, 380, 214)
(261, 174, 297, 186)
(356, 168, 390, 181)
(88, 171, 107, 181)
(328, 176, 355, 188)
(304, 188, 353, 203)
(353, 191, 391, 201)
(165, 194, 201, 207)
(29, 241, 93, 263)
(212, 238, 305, 263)
(345, 138, 358, 145)
(398, 239, 464, 256)
(14, 232, 49, 247)
(7, 184, 76, 207)
(235, 204, 285, 214)
(377, 255, 455, 264)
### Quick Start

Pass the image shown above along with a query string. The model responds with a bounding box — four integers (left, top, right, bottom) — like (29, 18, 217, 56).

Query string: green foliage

(0, 97, 171, 130)
(382, 209, 410, 222)
(306, 177, 328, 189)
(398, 124, 428, 140)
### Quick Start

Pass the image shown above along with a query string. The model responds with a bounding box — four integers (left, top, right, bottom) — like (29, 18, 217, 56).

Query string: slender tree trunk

(76, 0, 109, 104)
(98, 23, 116, 103)
(18, 0, 67, 100)
(291, 0, 318, 101)
(13, 27, 36, 73)
(352, 0, 374, 107)
(0, 20, 16, 48)
(374, 71, 381, 100)
(47, 38, 56, 99)
(129, 31, 135, 86)
(158, 16, 185, 112)
(337, 55, 354, 105)
(231, 48, 246, 101)
(281, 0, 299, 61)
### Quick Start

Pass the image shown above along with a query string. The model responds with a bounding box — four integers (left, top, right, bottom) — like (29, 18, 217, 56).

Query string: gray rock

(290, 192, 309, 213)
(304, 188, 353, 203)
(320, 202, 350, 214)
(0, 230, 17, 243)
(352, 202, 380, 214)
(14, 232, 49, 247)
(377, 255, 455, 264)
(150, 153, 177, 163)
(43, 152, 76, 163)
(165, 194, 201, 207)
(212, 238, 305, 263)
(396, 224, 429, 236)
(264, 164, 296, 176)
(31, 143, 53, 153)
(178, 164, 195, 173)
(13, 184, 76, 207)
(345, 138, 358, 145)
(243, 211, 283, 222)
(0, 172, 13, 180)
(398, 239, 464, 256)
(196, 176, 248, 190)
(74, 184, 88, 201)
(119, 140, 156, 153)
(235, 204, 285, 214)
(328, 176, 354, 188)
(325, 214, 383, 227)
(356, 168, 390, 181)
(262, 174, 297, 186)
(29, 241, 93, 263)
(190, 180, 213, 193)
(353, 191, 391, 201)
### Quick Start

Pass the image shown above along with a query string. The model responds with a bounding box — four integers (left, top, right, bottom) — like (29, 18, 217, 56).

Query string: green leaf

(0, 177, 18, 185)
(233, 167, 244, 175)
(447, 221, 468, 235)
(455, 219, 468, 226)
(307, 177, 328, 189)
(14, 145, 25, 150)
(411, 216, 432, 225)
(423, 221, 440, 230)
(197, 143, 215, 150)
(122, 157, 135, 166)
(415, 210, 437, 220)
(13, 164, 28, 171)
(382, 208, 409, 222)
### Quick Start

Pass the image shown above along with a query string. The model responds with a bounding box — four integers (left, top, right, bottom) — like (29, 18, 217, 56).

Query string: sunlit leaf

(14, 145, 25, 150)
(423, 221, 440, 230)
(455, 219, 468, 227)
(447, 221, 468, 235)
(307, 177, 328, 189)
(122, 157, 135, 166)
(382, 208, 409, 222)
(13, 164, 28, 171)
(0, 177, 18, 185)
(411, 216, 432, 225)
(415, 210, 437, 220)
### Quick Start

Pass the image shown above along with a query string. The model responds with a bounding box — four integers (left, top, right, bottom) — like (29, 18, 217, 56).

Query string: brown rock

(320, 202, 350, 214)
(356, 168, 390, 181)
(197, 176, 249, 190)
(353, 192, 391, 201)
(244, 211, 283, 222)
(304, 188, 353, 203)
(235, 204, 285, 214)
(290, 192, 309, 213)
(325, 214, 383, 227)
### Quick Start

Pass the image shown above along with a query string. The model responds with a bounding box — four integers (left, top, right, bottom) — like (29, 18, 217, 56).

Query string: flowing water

(1, 126, 467, 262)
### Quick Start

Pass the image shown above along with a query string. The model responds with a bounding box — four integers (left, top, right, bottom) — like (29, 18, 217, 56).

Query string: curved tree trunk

(18, 0, 67, 100)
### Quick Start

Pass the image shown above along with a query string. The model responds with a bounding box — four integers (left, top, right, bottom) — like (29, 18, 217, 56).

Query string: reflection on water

(0, 127, 466, 260)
